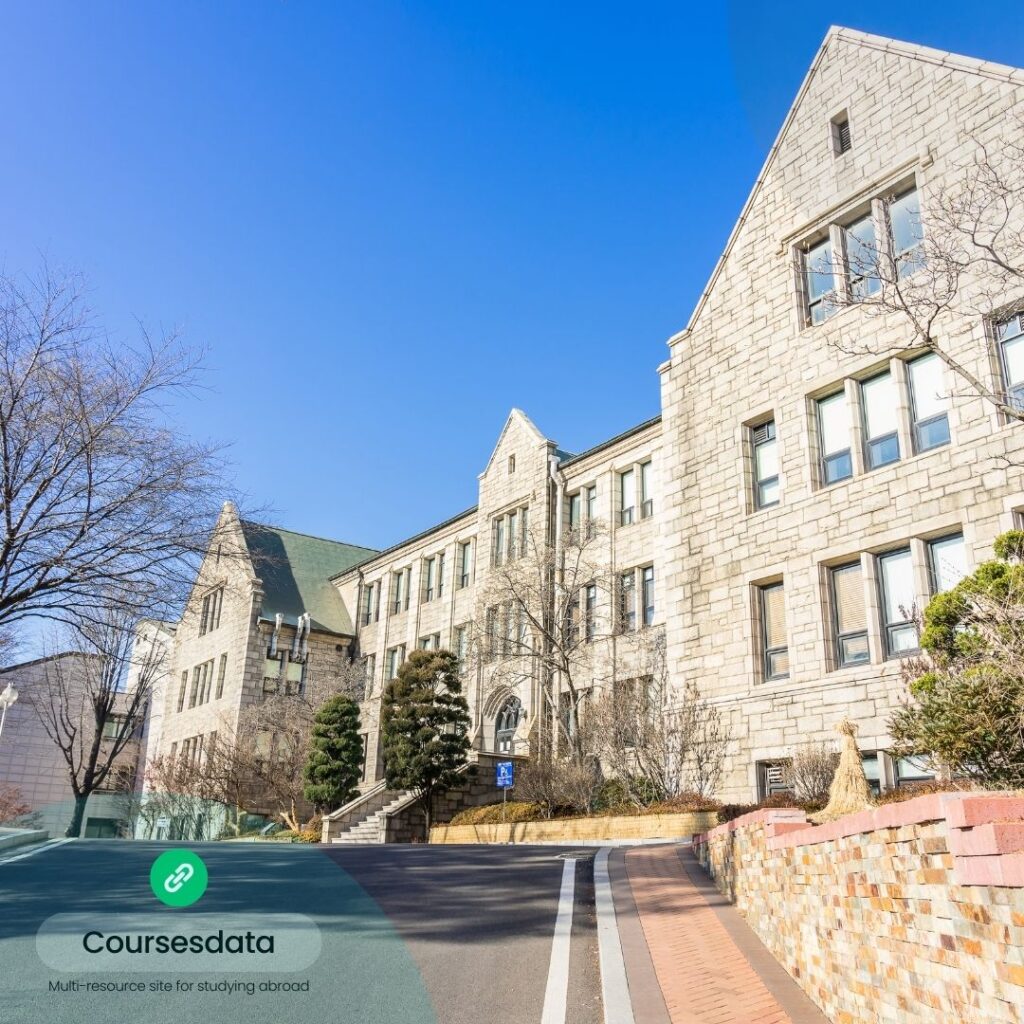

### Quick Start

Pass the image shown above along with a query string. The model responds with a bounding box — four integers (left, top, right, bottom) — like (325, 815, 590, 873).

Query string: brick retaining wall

(693, 793, 1024, 1023)
(430, 810, 717, 844)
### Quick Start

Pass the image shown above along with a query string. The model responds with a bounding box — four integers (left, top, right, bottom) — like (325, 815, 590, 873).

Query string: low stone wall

(430, 810, 718, 845)
(693, 793, 1024, 1024)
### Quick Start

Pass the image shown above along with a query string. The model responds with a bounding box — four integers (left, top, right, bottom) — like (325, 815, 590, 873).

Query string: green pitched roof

(240, 521, 378, 636)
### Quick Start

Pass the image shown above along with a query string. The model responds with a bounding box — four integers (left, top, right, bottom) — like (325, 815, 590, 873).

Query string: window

(831, 562, 869, 667)
(862, 752, 882, 796)
(928, 533, 966, 595)
(585, 485, 597, 536)
(817, 391, 852, 484)
(878, 548, 919, 657)
(176, 671, 188, 713)
(861, 371, 900, 469)
(618, 571, 636, 632)
(492, 508, 527, 565)
(887, 188, 924, 278)
(494, 697, 522, 754)
(757, 760, 792, 800)
(418, 633, 441, 651)
(804, 237, 837, 325)
(101, 714, 126, 741)
(752, 420, 779, 508)
(454, 626, 469, 666)
(759, 583, 789, 680)
(568, 492, 581, 533)
(188, 665, 201, 708)
(424, 556, 438, 602)
(362, 582, 379, 626)
(508, 455, 516, 474)
(457, 540, 474, 589)
(619, 469, 636, 526)
(386, 646, 405, 680)
(199, 587, 223, 636)
(391, 569, 410, 614)
(895, 754, 934, 787)
(640, 462, 653, 519)
(564, 590, 580, 645)
(584, 584, 597, 641)
(997, 313, 1024, 412)
(831, 113, 852, 155)
(642, 566, 655, 627)
(436, 553, 445, 599)
(844, 212, 880, 299)
(907, 353, 950, 452)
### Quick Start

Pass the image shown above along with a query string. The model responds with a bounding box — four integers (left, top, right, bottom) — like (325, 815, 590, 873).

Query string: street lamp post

(0, 683, 18, 748)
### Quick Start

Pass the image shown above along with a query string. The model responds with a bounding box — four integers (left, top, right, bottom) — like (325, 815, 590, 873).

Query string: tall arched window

(494, 696, 522, 754)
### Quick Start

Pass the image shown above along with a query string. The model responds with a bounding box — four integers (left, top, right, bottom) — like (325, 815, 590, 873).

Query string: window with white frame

(424, 555, 439, 602)
(386, 645, 405, 680)
(619, 469, 636, 526)
(887, 187, 925, 278)
(215, 654, 228, 700)
(568, 492, 581, 533)
(584, 583, 597, 641)
(751, 420, 779, 508)
(804, 237, 837, 325)
(640, 461, 653, 519)
(861, 371, 900, 469)
(617, 571, 636, 632)
(418, 632, 441, 651)
(362, 581, 379, 625)
(907, 353, 950, 452)
(642, 565, 655, 626)
(457, 540, 474, 589)
(844, 211, 880, 300)
(928, 533, 966, 595)
(759, 582, 789, 680)
(492, 508, 528, 565)
(996, 313, 1024, 412)
(757, 760, 792, 799)
(391, 569, 410, 614)
(830, 562, 869, 667)
(817, 390, 853, 484)
(878, 548, 918, 657)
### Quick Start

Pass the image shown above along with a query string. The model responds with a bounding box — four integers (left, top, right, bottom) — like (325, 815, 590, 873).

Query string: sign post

(496, 760, 514, 824)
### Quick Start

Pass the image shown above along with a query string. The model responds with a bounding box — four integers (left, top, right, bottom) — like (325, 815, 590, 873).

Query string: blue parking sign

(496, 761, 514, 789)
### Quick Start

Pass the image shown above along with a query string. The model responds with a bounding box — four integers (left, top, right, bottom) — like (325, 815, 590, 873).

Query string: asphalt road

(0, 839, 602, 1024)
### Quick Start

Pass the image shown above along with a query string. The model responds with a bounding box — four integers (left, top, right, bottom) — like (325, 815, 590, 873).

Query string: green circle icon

(150, 850, 208, 907)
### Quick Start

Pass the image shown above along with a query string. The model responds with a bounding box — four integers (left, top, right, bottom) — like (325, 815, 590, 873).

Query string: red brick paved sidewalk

(624, 845, 828, 1024)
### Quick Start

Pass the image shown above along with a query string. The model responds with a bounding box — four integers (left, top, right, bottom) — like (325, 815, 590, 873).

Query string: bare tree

(819, 121, 1024, 423)
(590, 629, 732, 802)
(0, 265, 236, 636)
(783, 741, 839, 805)
(29, 608, 169, 837)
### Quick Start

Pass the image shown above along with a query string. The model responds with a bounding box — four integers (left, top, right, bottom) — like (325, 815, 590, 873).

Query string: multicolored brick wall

(693, 793, 1024, 1024)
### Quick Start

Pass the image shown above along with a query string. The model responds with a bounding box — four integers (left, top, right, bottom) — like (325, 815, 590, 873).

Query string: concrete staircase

(330, 791, 415, 845)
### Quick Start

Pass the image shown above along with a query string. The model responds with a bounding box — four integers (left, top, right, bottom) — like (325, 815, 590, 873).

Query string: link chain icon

(150, 850, 208, 907)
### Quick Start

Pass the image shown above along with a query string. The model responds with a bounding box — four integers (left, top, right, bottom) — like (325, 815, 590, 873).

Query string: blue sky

(2, 1, 1023, 550)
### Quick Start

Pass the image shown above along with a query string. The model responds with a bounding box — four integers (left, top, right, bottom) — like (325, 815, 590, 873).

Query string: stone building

(140, 27, 1024, 818)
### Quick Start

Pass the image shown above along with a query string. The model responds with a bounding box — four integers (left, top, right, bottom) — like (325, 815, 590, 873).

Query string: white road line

(540, 856, 576, 1024)
(0, 837, 75, 865)
(594, 847, 635, 1024)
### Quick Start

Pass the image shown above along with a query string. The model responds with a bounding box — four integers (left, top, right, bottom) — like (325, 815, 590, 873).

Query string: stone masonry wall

(694, 793, 1024, 1024)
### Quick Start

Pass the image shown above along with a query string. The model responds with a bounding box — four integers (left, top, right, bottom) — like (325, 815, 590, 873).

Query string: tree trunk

(422, 791, 432, 838)
(66, 794, 88, 838)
